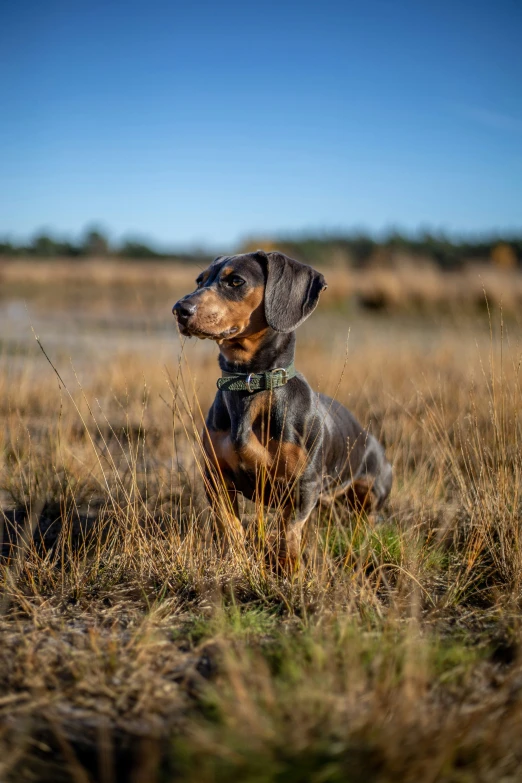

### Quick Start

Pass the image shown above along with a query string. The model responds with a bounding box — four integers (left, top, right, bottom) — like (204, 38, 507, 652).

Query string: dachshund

(173, 250, 392, 567)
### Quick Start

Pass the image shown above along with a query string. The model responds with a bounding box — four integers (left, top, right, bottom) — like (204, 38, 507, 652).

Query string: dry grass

(1, 263, 522, 782)
(3, 256, 522, 315)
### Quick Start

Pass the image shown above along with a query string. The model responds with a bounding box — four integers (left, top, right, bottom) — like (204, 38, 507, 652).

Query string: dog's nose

(172, 300, 197, 320)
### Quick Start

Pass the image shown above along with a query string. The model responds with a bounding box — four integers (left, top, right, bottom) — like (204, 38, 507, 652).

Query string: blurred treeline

(0, 228, 192, 261)
(1, 226, 521, 270)
(242, 233, 522, 270)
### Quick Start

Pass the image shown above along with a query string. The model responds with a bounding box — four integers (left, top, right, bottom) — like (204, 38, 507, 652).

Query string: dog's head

(172, 250, 327, 342)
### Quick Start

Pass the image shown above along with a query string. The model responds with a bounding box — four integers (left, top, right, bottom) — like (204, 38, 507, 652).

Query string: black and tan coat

(173, 250, 392, 567)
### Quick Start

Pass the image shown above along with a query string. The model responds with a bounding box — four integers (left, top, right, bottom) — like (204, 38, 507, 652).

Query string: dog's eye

(195, 278, 203, 288)
(228, 276, 245, 288)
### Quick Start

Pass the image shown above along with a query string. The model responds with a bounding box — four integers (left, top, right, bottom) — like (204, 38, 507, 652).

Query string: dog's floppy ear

(258, 250, 327, 333)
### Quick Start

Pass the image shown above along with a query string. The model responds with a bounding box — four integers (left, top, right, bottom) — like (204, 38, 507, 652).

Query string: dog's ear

(259, 250, 327, 333)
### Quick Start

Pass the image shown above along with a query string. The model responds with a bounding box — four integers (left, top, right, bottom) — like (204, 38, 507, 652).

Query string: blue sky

(1, 0, 521, 248)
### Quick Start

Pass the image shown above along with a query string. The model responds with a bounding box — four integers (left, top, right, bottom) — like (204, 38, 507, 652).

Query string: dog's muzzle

(172, 299, 197, 325)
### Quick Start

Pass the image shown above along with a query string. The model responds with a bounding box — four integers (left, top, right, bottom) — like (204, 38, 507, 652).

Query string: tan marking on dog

(267, 441, 308, 478)
(190, 288, 230, 335)
(190, 283, 266, 345)
(320, 476, 377, 511)
(346, 478, 376, 511)
(237, 434, 307, 480)
(249, 392, 308, 478)
(266, 506, 312, 572)
(202, 430, 245, 546)
(203, 429, 240, 473)
(204, 429, 307, 483)
(219, 325, 269, 361)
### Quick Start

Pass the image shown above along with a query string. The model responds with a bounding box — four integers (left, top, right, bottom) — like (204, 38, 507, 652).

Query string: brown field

(3, 256, 522, 315)
(1, 259, 522, 782)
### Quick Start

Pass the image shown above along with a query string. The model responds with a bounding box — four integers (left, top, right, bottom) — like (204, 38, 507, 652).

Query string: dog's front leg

(276, 480, 320, 571)
(203, 466, 245, 551)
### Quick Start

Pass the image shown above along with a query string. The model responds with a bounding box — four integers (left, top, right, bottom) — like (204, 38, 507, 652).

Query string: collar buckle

(272, 367, 289, 385)
(245, 373, 255, 393)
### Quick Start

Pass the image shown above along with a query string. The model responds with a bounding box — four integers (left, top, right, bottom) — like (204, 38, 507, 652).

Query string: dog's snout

(172, 300, 197, 320)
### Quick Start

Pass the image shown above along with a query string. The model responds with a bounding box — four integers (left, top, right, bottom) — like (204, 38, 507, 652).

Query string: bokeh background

(1, 0, 522, 360)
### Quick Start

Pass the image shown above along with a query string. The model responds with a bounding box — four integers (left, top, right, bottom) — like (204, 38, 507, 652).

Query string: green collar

(217, 361, 296, 393)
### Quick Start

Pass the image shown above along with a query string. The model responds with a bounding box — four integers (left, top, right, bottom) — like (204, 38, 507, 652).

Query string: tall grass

(1, 290, 522, 781)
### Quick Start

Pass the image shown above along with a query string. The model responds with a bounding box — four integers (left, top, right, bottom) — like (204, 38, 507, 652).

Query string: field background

(1, 257, 522, 782)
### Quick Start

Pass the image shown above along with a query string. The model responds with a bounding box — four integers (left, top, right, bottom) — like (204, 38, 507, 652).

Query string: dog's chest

(204, 427, 306, 481)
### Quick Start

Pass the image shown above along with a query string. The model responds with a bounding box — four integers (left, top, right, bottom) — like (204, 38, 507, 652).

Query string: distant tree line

(1, 226, 521, 270)
(247, 232, 522, 270)
(0, 228, 164, 259)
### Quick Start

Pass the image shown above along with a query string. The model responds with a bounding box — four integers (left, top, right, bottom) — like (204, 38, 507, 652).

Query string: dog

(173, 250, 392, 567)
